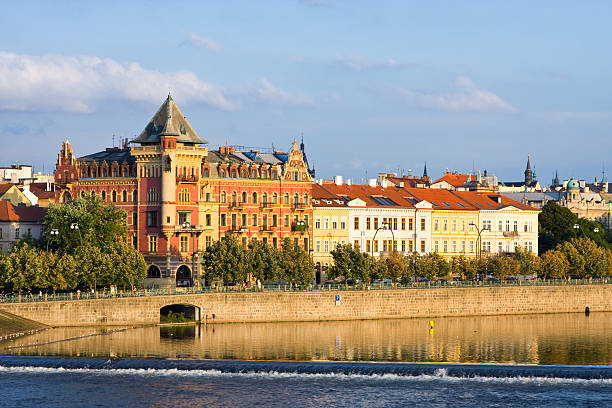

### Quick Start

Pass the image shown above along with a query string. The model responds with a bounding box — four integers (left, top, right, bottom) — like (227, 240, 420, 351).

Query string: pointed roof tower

(553, 170, 560, 187)
(524, 154, 533, 186)
(132, 94, 207, 145)
(423, 162, 428, 179)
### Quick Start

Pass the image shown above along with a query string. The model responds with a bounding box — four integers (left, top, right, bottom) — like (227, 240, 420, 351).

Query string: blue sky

(0, 1, 611, 184)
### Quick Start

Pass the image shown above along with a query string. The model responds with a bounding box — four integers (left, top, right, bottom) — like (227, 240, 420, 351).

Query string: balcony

(292, 222, 308, 233)
(260, 202, 274, 211)
(293, 203, 307, 211)
(260, 225, 274, 233)
(503, 231, 519, 237)
(174, 224, 205, 233)
(176, 175, 198, 183)
(229, 202, 244, 210)
(228, 225, 247, 233)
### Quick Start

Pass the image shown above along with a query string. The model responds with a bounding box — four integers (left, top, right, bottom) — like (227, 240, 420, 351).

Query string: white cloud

(335, 54, 416, 71)
(0, 52, 237, 113)
(398, 77, 516, 113)
(184, 33, 220, 52)
(252, 78, 313, 106)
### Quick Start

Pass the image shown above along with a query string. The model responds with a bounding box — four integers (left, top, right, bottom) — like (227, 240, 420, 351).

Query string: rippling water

(2, 313, 612, 407)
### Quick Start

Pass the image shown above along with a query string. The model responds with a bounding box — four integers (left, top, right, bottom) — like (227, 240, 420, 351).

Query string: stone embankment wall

(0, 285, 610, 326)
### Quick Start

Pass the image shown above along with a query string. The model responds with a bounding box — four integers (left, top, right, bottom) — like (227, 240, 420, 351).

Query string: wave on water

(1, 356, 611, 385)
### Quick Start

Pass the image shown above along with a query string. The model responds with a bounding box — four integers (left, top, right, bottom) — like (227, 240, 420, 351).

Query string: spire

(553, 170, 560, 187)
(300, 133, 304, 152)
(423, 162, 428, 178)
(524, 153, 533, 186)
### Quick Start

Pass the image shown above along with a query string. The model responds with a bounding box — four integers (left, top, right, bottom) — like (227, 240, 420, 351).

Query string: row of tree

(0, 196, 146, 293)
(328, 237, 612, 285)
(200, 235, 314, 285)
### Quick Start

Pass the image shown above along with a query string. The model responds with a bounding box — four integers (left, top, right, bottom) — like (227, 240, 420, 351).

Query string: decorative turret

(524, 154, 533, 186)
(552, 170, 560, 187)
(423, 162, 428, 179)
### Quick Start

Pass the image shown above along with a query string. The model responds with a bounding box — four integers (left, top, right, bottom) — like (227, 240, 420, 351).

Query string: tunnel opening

(160, 304, 200, 323)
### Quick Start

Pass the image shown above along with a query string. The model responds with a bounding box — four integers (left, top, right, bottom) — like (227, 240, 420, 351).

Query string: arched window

(122, 168, 128, 177)
(220, 169, 226, 178)
(81, 168, 87, 178)
(133, 190, 138, 202)
(101, 191, 107, 201)
(262, 170, 267, 179)
(284, 193, 289, 204)
(179, 188, 190, 202)
(221, 191, 227, 203)
(203, 168, 209, 177)
(112, 168, 118, 177)
(241, 170, 247, 178)
(262, 193, 268, 204)
(102, 168, 107, 177)
(303, 193, 308, 204)
(271, 170, 277, 179)
(294, 171, 299, 181)
(231, 191, 237, 204)
(91, 168, 97, 178)
(231, 169, 237, 178)
(206, 192, 211, 202)
(273, 193, 278, 204)
(112, 191, 117, 202)
(81, 191, 86, 198)
(91, 191, 96, 198)
(294, 193, 299, 204)
(242, 191, 247, 203)
(252, 192, 258, 204)
(252, 170, 257, 178)
(122, 190, 127, 202)
(147, 265, 161, 278)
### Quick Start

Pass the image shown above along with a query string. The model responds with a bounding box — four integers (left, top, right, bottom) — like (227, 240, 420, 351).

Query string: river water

(1, 313, 612, 407)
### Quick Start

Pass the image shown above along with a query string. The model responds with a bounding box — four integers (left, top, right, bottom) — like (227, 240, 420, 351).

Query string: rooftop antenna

(112, 134, 115, 147)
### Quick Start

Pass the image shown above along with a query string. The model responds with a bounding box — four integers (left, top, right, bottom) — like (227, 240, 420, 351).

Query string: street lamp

(372, 220, 394, 257)
(46, 229, 59, 251)
(468, 222, 484, 261)
(70, 223, 82, 246)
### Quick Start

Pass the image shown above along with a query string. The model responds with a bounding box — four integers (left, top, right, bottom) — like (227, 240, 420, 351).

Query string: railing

(503, 231, 519, 237)
(260, 225, 273, 232)
(229, 202, 244, 210)
(293, 203, 307, 211)
(260, 202, 273, 210)
(1, 278, 610, 303)
(291, 222, 308, 232)
(176, 175, 198, 183)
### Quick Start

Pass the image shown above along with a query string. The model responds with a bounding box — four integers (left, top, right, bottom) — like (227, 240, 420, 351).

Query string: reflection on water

(2, 313, 612, 365)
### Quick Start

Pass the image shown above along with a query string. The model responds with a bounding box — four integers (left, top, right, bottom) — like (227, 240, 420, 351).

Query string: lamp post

(182, 221, 198, 287)
(70, 223, 82, 246)
(46, 229, 59, 251)
(468, 222, 484, 261)
(371, 221, 394, 257)
(574, 223, 600, 237)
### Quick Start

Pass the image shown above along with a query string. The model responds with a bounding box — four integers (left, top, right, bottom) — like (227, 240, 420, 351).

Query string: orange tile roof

(432, 173, 474, 188)
(0, 201, 47, 222)
(403, 188, 477, 210)
(452, 191, 538, 211)
(316, 184, 417, 208)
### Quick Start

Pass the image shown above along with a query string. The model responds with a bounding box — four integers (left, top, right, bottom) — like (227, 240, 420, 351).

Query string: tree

(328, 244, 353, 283)
(75, 245, 111, 290)
(453, 256, 477, 280)
(513, 247, 541, 277)
(201, 235, 250, 284)
(385, 251, 406, 286)
(568, 237, 607, 277)
(109, 240, 147, 290)
(490, 255, 520, 279)
(248, 240, 281, 283)
(279, 238, 314, 286)
(43, 195, 128, 255)
(2, 243, 44, 292)
(540, 249, 570, 279)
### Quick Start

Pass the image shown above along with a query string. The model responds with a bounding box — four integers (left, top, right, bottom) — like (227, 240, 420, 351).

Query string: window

(332, 217, 338, 229)
(284, 215, 290, 227)
(206, 192, 211, 202)
(421, 218, 426, 231)
(206, 214, 211, 226)
(122, 190, 127, 202)
(178, 212, 188, 225)
(148, 235, 158, 252)
(366, 217, 371, 230)
(366, 240, 371, 253)
(206, 236, 212, 249)
(443, 220, 448, 231)
(470, 240, 474, 253)
(101, 191, 106, 201)
(462, 240, 466, 252)
(393, 218, 398, 230)
(303, 194, 308, 204)
(315, 217, 321, 229)
(527, 241, 533, 252)
(231, 169, 237, 178)
(443, 240, 448, 252)
(252, 214, 258, 226)
(434, 241, 439, 252)
(220, 214, 226, 226)
(374, 218, 379, 229)
(409, 240, 414, 252)
(231, 214, 237, 227)
(251, 192, 258, 204)
(482, 220, 492, 231)
(461, 220, 466, 231)
(324, 240, 329, 253)
(242, 213, 247, 226)
(180, 236, 189, 252)
(133, 190, 138, 202)
(409, 218, 414, 231)
(272, 214, 278, 226)
(373, 240, 378, 253)
(506, 220, 510, 232)
(132, 212, 138, 226)
(401, 218, 406, 230)
(146, 211, 158, 227)
(220, 169, 226, 178)
(179, 188, 190, 202)
(15, 228, 20, 239)
(354, 240, 359, 249)
(498, 220, 503, 232)
(482, 241, 492, 253)
(284, 193, 289, 204)
(273, 193, 278, 204)
(354, 217, 359, 229)
(221, 192, 227, 203)
(420, 240, 425, 253)
(452, 241, 457, 252)
(324, 217, 329, 229)
(147, 188, 158, 202)
(452, 220, 457, 232)
(401, 240, 406, 252)
(272, 237, 278, 248)
(0, 228, 3, 239)
(316, 240, 321, 253)
(242, 192, 247, 203)
(513, 220, 518, 232)
(498, 241, 503, 253)
(294, 193, 299, 204)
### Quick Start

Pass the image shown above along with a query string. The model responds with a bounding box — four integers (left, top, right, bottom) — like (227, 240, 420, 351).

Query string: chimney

(398, 181, 405, 188)
(381, 179, 388, 188)
(368, 179, 377, 187)
(346, 178, 352, 185)
(497, 195, 502, 204)
(334, 175, 343, 185)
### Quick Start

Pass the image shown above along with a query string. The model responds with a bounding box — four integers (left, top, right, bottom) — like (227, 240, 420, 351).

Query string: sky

(0, 1, 611, 184)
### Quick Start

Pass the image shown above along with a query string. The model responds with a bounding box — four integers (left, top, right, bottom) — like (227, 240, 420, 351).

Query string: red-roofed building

(0, 201, 47, 253)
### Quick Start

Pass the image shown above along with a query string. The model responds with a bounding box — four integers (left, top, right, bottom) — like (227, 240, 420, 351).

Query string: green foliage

(540, 249, 570, 279)
(160, 311, 191, 323)
(329, 243, 373, 285)
(248, 240, 281, 283)
(384, 250, 406, 284)
(558, 237, 608, 278)
(279, 238, 314, 286)
(43, 195, 128, 255)
(539, 201, 610, 253)
(513, 247, 541, 277)
(201, 234, 250, 284)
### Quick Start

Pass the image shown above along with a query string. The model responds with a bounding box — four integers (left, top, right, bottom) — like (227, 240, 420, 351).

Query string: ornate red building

(55, 95, 314, 288)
